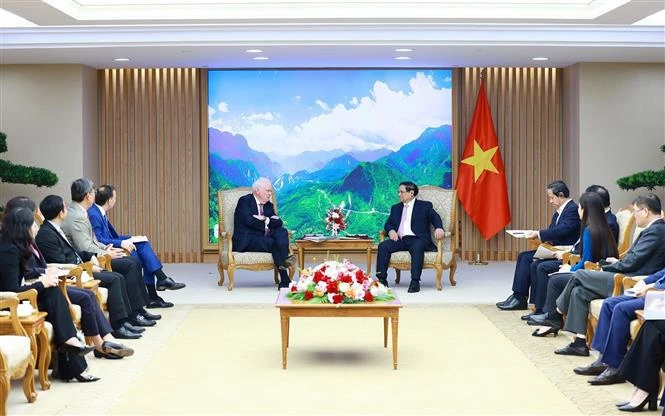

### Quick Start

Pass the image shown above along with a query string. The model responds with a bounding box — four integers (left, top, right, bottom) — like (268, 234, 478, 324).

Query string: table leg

(391, 314, 399, 370)
(298, 247, 305, 275)
(383, 317, 388, 348)
(36, 328, 51, 390)
(286, 316, 290, 348)
(280, 311, 288, 369)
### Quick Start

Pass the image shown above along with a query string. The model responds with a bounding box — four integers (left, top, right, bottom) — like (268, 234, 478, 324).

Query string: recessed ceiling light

(245, 49, 263, 53)
(532, 57, 549, 61)
(394, 48, 413, 52)
(253, 56, 269, 60)
(394, 56, 411, 60)
(113, 58, 130, 62)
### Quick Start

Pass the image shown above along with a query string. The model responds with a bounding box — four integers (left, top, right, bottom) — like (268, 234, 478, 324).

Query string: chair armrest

(16, 289, 38, 309)
(584, 261, 601, 271)
(0, 296, 28, 337)
(379, 230, 386, 242)
(621, 275, 647, 292)
(528, 238, 542, 249)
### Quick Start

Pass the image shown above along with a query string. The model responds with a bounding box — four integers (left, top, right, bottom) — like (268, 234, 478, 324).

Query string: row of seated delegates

(375, 181, 444, 293)
(9, 197, 133, 361)
(61, 178, 162, 327)
(497, 180, 581, 311)
(36, 192, 152, 340)
(527, 185, 620, 318)
(530, 193, 665, 355)
(0, 203, 99, 382)
(528, 190, 619, 334)
(90, 184, 185, 308)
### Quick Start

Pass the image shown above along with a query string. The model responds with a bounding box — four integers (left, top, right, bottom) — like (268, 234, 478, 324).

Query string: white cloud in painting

(294, 95, 301, 101)
(349, 97, 359, 106)
(315, 100, 330, 111)
(245, 112, 276, 122)
(238, 123, 288, 149)
(217, 102, 229, 112)
(208, 105, 216, 116)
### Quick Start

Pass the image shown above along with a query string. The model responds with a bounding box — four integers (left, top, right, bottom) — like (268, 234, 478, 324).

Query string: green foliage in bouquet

(0, 132, 58, 188)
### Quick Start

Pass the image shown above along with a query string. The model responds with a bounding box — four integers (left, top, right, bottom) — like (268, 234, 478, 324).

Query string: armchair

(216, 188, 295, 290)
(378, 187, 458, 290)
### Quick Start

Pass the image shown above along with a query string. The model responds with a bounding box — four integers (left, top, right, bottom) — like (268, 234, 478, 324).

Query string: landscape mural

(207, 69, 453, 244)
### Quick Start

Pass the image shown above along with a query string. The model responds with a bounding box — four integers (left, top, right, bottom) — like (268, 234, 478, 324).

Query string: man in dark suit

(375, 181, 444, 294)
(232, 177, 293, 289)
(89, 184, 184, 308)
(550, 193, 665, 359)
(35, 194, 145, 339)
(497, 180, 580, 310)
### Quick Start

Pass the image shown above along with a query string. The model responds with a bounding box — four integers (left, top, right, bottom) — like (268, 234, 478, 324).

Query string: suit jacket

(62, 202, 107, 256)
(0, 241, 45, 293)
(384, 198, 443, 251)
(35, 221, 95, 265)
(88, 204, 129, 248)
(232, 193, 284, 252)
(603, 219, 665, 276)
(539, 200, 580, 245)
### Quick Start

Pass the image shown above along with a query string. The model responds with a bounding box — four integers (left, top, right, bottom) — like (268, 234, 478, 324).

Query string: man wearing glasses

(375, 181, 444, 293)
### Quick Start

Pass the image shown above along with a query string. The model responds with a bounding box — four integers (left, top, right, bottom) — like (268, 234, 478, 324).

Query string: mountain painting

(207, 69, 453, 244)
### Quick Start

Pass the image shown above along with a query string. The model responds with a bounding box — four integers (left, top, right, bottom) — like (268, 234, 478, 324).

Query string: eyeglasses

(633, 206, 647, 215)
(398, 190, 411, 194)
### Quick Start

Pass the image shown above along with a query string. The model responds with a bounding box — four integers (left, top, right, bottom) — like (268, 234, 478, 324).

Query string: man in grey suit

(62, 178, 160, 327)
(545, 193, 665, 363)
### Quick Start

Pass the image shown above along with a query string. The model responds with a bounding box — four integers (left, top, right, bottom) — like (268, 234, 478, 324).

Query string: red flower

(313, 270, 326, 283)
(332, 294, 344, 304)
(354, 270, 366, 282)
(327, 281, 338, 293)
(290, 286, 297, 292)
(340, 274, 353, 284)
(364, 292, 374, 302)
(304, 291, 313, 300)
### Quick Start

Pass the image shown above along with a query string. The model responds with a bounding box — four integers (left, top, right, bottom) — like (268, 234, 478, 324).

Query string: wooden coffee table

(294, 238, 374, 274)
(275, 289, 402, 370)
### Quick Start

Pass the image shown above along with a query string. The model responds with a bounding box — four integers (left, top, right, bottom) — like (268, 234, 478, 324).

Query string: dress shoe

(497, 296, 528, 311)
(617, 395, 658, 412)
(146, 296, 174, 308)
(129, 314, 156, 327)
(101, 340, 134, 357)
(60, 343, 95, 357)
(407, 280, 420, 293)
(531, 327, 558, 337)
(94, 350, 123, 359)
(496, 294, 515, 307)
(521, 311, 539, 320)
(140, 310, 161, 321)
(574, 360, 608, 376)
(113, 326, 142, 339)
(588, 367, 625, 385)
(156, 276, 186, 291)
(555, 342, 590, 357)
(526, 313, 549, 325)
(123, 321, 145, 333)
(377, 278, 389, 287)
(66, 373, 100, 383)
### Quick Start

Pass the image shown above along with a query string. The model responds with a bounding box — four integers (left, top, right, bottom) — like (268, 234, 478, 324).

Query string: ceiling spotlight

(394, 56, 411, 60)
(245, 49, 263, 53)
(394, 48, 413, 52)
(253, 56, 269, 60)
(532, 57, 549, 61)
(113, 58, 130, 62)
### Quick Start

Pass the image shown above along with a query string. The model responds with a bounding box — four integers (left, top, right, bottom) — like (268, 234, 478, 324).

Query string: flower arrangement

(325, 202, 348, 237)
(286, 259, 395, 304)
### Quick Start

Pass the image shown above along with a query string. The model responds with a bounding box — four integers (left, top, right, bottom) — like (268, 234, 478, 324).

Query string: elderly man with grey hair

(232, 177, 293, 288)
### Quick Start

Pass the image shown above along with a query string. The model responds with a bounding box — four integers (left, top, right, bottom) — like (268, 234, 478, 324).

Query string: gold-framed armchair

(216, 188, 295, 291)
(378, 186, 458, 290)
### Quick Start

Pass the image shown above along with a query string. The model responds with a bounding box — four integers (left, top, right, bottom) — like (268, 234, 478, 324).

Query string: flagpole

(468, 232, 488, 266)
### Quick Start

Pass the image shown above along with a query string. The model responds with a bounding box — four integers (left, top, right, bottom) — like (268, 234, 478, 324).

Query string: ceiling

(0, 0, 664, 69)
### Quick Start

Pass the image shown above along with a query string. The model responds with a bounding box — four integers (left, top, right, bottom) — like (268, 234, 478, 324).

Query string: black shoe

(531, 327, 558, 337)
(496, 294, 515, 307)
(129, 315, 156, 327)
(526, 312, 549, 325)
(574, 360, 608, 376)
(156, 276, 186, 291)
(140, 310, 161, 321)
(94, 350, 123, 360)
(521, 311, 539, 321)
(555, 343, 589, 357)
(66, 373, 100, 383)
(497, 296, 527, 311)
(101, 340, 134, 357)
(113, 326, 142, 339)
(407, 280, 420, 293)
(588, 367, 625, 385)
(123, 321, 145, 334)
(377, 278, 389, 287)
(617, 395, 658, 412)
(60, 343, 95, 357)
(146, 296, 174, 308)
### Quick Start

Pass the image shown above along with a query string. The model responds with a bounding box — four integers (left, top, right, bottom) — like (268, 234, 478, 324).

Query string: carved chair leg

(36, 329, 50, 390)
(227, 267, 235, 291)
(435, 266, 443, 291)
(394, 270, 401, 285)
(448, 261, 457, 286)
(22, 358, 37, 403)
(217, 262, 225, 286)
(0, 369, 8, 414)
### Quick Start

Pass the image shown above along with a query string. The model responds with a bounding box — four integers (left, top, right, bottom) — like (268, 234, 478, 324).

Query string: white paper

(506, 230, 531, 238)
(130, 235, 149, 243)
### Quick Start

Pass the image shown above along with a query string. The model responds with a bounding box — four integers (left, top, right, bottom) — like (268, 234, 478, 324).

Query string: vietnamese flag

(456, 81, 511, 240)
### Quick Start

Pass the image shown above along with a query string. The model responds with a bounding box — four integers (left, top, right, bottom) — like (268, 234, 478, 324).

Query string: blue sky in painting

(208, 69, 452, 156)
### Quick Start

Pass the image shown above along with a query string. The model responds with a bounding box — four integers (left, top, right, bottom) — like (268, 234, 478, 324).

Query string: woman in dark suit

(0, 206, 99, 382)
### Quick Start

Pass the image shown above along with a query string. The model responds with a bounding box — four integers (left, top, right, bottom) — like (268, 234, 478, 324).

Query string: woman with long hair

(531, 191, 618, 336)
(0, 206, 100, 382)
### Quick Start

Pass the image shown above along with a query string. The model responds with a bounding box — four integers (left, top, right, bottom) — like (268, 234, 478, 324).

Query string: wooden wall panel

(99, 68, 202, 262)
(457, 68, 563, 261)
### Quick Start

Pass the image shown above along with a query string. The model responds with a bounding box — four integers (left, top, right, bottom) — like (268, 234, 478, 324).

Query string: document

(506, 230, 531, 238)
(130, 235, 149, 243)
(534, 244, 574, 259)
(302, 234, 330, 243)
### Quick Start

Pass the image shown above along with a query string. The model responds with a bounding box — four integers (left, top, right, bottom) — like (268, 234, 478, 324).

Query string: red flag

(456, 81, 511, 240)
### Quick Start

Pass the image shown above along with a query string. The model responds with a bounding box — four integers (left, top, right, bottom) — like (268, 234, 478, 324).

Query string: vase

(330, 228, 339, 238)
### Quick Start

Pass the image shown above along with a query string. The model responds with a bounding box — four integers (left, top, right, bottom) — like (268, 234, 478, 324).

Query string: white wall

(563, 62, 665, 209)
(0, 64, 98, 206)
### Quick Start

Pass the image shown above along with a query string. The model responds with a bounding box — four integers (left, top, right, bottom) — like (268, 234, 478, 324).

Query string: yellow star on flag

(461, 139, 499, 182)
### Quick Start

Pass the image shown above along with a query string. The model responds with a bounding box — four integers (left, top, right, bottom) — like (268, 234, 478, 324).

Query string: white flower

(338, 282, 350, 293)
(327, 293, 337, 303)
(331, 212, 340, 219)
